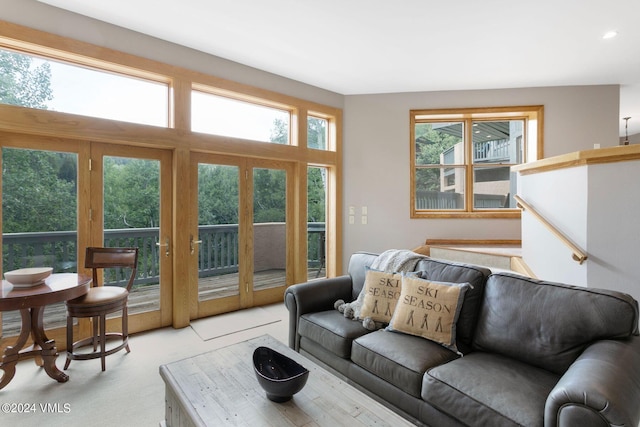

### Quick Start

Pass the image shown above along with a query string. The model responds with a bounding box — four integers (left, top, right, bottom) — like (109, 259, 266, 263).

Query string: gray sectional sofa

(284, 251, 640, 427)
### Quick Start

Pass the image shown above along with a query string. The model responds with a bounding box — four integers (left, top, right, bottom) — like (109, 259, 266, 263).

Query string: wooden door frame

(0, 132, 90, 348)
(249, 159, 296, 307)
(189, 153, 294, 319)
(90, 142, 173, 333)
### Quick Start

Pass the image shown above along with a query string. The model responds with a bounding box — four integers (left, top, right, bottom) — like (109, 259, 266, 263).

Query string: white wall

(0, 0, 343, 109)
(518, 167, 589, 286)
(517, 159, 640, 302)
(342, 86, 619, 265)
(587, 161, 640, 300)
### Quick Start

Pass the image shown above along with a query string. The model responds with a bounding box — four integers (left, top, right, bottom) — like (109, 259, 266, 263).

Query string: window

(308, 115, 328, 150)
(411, 106, 542, 218)
(307, 166, 327, 277)
(0, 47, 169, 127)
(191, 89, 290, 143)
(0, 23, 342, 333)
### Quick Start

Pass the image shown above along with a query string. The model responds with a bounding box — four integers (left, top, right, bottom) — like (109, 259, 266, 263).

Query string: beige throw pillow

(359, 268, 403, 323)
(389, 275, 469, 351)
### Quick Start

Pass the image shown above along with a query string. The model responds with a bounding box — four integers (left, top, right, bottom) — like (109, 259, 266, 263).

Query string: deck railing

(474, 139, 510, 162)
(2, 223, 326, 285)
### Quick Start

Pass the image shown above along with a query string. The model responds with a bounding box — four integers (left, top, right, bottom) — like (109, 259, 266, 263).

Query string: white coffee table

(159, 334, 415, 426)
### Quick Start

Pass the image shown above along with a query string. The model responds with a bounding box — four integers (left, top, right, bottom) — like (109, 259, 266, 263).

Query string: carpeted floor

(0, 303, 289, 427)
(190, 306, 281, 341)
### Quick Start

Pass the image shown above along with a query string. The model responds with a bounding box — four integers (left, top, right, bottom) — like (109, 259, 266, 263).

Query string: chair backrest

(85, 247, 139, 291)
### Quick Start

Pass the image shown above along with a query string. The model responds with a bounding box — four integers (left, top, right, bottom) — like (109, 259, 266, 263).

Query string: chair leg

(64, 315, 73, 370)
(100, 314, 106, 372)
(123, 306, 130, 353)
(91, 316, 98, 352)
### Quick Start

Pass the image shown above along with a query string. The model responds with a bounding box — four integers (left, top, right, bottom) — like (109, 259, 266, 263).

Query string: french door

(190, 153, 293, 319)
(89, 143, 173, 333)
(0, 136, 173, 348)
(1, 134, 88, 347)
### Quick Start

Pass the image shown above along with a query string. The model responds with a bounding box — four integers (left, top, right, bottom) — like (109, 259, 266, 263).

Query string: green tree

(270, 116, 327, 150)
(267, 118, 326, 222)
(1, 50, 73, 234)
(307, 167, 325, 222)
(253, 168, 286, 223)
(103, 157, 160, 229)
(198, 164, 239, 225)
(414, 123, 461, 191)
(270, 118, 288, 144)
(2, 149, 77, 232)
(307, 117, 327, 150)
(0, 50, 52, 109)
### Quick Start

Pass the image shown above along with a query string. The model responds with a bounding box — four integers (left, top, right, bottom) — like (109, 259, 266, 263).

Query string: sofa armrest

(284, 275, 353, 350)
(545, 336, 640, 427)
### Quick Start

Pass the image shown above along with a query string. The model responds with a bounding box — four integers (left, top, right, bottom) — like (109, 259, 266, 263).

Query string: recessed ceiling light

(603, 31, 618, 39)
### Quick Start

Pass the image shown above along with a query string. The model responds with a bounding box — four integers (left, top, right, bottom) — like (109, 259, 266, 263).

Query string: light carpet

(190, 306, 281, 340)
(1, 303, 289, 427)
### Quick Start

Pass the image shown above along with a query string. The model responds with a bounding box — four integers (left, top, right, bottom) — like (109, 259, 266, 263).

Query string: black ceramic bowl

(253, 346, 309, 402)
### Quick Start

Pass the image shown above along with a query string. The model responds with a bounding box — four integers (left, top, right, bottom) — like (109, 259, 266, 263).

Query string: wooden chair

(65, 247, 138, 371)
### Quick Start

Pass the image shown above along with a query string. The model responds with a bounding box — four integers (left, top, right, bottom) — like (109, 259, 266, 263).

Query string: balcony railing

(474, 139, 510, 162)
(2, 223, 326, 287)
(441, 139, 511, 165)
(415, 191, 510, 210)
(0, 224, 325, 338)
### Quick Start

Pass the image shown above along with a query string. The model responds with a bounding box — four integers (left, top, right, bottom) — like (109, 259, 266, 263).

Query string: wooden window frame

(0, 20, 343, 330)
(410, 105, 544, 219)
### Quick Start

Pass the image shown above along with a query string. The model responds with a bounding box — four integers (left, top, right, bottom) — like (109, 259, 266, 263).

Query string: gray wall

(342, 86, 619, 263)
(1, 0, 622, 272)
(620, 133, 640, 145)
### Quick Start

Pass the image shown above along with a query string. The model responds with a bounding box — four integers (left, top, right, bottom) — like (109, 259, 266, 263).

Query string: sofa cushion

(422, 352, 559, 427)
(413, 258, 491, 354)
(359, 268, 403, 323)
(472, 273, 640, 374)
(351, 329, 458, 398)
(298, 310, 370, 358)
(347, 252, 378, 300)
(388, 275, 469, 352)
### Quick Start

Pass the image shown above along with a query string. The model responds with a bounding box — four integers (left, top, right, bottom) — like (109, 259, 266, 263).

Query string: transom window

(191, 89, 291, 143)
(308, 115, 329, 150)
(410, 106, 543, 218)
(0, 47, 169, 127)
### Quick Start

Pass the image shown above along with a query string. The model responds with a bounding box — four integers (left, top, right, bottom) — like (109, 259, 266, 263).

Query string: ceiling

(38, 0, 640, 137)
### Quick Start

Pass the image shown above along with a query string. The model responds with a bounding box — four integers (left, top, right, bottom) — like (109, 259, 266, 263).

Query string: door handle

(156, 237, 170, 257)
(190, 235, 202, 255)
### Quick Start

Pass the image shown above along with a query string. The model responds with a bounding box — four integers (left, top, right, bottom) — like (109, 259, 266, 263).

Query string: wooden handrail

(514, 195, 588, 265)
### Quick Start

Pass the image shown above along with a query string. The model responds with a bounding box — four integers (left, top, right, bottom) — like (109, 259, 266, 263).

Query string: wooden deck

(1, 267, 324, 338)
